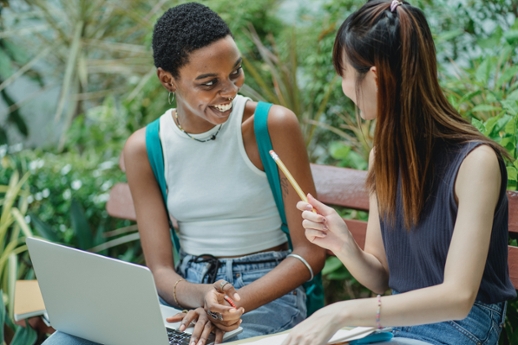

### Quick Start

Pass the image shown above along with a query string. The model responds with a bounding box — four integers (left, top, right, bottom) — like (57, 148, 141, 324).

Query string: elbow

(449, 289, 477, 320)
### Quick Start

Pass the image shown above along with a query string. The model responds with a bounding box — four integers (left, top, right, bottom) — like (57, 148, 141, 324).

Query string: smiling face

(340, 54, 378, 121)
(157, 35, 244, 133)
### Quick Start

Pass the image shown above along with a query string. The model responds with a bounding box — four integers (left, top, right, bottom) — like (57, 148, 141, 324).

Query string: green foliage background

(0, 0, 517, 344)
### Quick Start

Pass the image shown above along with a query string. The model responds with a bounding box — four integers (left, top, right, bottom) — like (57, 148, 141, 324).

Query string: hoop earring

(168, 92, 175, 105)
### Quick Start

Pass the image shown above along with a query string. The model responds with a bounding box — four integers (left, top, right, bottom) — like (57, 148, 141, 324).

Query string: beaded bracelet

(173, 278, 185, 308)
(376, 294, 383, 329)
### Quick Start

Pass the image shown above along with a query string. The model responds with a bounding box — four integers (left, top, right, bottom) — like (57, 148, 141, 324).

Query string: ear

(369, 66, 377, 86)
(157, 67, 177, 92)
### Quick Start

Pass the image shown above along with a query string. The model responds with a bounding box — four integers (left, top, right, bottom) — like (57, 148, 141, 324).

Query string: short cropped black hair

(152, 2, 232, 78)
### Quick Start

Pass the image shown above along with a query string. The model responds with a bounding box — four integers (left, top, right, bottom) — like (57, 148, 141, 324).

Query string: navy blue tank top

(380, 141, 516, 304)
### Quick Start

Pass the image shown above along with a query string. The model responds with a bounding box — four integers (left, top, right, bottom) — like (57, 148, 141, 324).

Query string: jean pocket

(269, 286, 306, 333)
(447, 301, 500, 345)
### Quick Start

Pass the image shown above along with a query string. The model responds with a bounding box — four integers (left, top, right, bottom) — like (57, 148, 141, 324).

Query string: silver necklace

(174, 110, 223, 142)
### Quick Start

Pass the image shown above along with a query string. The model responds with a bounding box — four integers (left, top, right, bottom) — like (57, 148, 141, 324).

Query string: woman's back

(381, 141, 515, 303)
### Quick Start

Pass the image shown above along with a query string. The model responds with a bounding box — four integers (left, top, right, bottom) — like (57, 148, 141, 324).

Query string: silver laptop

(26, 237, 242, 345)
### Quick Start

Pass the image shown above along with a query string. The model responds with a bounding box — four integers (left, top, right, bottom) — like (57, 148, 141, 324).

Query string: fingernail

(233, 292, 241, 301)
(179, 323, 186, 332)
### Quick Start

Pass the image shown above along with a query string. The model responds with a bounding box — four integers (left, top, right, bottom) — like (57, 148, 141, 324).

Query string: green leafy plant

(0, 170, 40, 345)
(240, 24, 338, 149)
(1, 0, 163, 149)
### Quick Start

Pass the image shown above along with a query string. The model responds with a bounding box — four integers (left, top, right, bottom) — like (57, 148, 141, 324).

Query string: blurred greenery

(0, 0, 517, 344)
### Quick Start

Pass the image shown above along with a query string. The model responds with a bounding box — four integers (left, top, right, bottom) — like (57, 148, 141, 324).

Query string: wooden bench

(106, 163, 518, 290)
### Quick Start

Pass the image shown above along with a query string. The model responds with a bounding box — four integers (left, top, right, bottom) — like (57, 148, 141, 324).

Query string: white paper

(328, 327, 374, 344)
(234, 327, 374, 345)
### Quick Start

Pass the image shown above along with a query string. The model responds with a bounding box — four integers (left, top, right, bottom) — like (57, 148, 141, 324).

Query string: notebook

(26, 237, 242, 345)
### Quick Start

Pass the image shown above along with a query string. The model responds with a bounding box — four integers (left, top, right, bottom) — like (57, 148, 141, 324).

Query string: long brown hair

(332, 0, 509, 229)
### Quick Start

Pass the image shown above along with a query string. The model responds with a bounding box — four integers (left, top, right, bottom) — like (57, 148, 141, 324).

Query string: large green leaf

(322, 256, 345, 276)
(11, 321, 37, 345)
(497, 66, 518, 89)
(471, 118, 485, 133)
(0, 290, 5, 344)
(507, 167, 518, 183)
(70, 198, 92, 250)
(54, 21, 83, 123)
(503, 30, 518, 45)
(475, 58, 492, 85)
(29, 212, 60, 242)
(502, 100, 518, 116)
(471, 104, 501, 113)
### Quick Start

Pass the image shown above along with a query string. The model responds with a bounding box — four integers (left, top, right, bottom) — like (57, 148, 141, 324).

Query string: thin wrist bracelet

(376, 294, 383, 329)
(287, 253, 314, 281)
(173, 278, 185, 308)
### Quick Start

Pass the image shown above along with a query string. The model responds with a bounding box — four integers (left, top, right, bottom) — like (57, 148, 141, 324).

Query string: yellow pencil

(269, 150, 308, 202)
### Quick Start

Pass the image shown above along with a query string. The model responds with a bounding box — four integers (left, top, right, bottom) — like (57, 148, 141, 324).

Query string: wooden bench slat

(508, 191, 518, 235)
(311, 164, 369, 211)
(509, 246, 518, 289)
(106, 183, 136, 221)
(107, 165, 518, 290)
(344, 219, 367, 250)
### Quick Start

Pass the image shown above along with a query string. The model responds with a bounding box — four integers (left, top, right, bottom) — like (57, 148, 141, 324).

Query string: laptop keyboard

(166, 328, 215, 345)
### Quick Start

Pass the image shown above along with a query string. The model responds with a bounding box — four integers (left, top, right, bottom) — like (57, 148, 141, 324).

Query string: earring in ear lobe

(168, 92, 175, 105)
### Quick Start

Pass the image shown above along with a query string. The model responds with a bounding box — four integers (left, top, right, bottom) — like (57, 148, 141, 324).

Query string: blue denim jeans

(177, 250, 307, 340)
(392, 299, 507, 345)
(42, 250, 306, 344)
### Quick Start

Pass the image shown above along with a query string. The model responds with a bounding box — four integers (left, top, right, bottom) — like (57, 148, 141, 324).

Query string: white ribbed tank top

(159, 95, 287, 256)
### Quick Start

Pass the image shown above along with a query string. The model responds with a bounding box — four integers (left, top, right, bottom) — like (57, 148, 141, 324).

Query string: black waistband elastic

(189, 254, 282, 283)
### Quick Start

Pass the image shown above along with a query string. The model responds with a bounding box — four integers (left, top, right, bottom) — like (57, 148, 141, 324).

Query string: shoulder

(267, 104, 299, 129)
(456, 144, 502, 201)
(460, 144, 501, 176)
(244, 101, 298, 125)
(244, 101, 301, 137)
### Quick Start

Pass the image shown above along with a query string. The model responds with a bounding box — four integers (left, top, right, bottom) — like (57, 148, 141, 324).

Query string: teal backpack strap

(253, 102, 324, 316)
(253, 102, 292, 248)
(145, 118, 181, 258)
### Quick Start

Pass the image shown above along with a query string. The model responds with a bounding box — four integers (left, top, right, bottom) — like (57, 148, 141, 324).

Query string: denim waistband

(178, 250, 290, 283)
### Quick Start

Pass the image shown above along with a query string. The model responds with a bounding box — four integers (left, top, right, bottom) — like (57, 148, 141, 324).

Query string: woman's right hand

(296, 194, 352, 253)
(203, 280, 244, 331)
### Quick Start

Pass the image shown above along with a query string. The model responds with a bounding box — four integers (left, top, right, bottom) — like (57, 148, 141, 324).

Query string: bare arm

(285, 145, 502, 345)
(232, 105, 327, 312)
(124, 129, 242, 330)
(297, 149, 389, 293)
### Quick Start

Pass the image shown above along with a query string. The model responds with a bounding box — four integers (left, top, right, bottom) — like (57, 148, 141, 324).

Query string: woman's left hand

(203, 279, 244, 331)
(281, 303, 345, 345)
(166, 307, 225, 345)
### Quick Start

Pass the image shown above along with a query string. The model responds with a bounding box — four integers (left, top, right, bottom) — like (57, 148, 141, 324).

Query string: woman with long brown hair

(283, 1, 516, 344)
